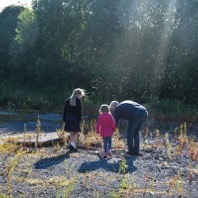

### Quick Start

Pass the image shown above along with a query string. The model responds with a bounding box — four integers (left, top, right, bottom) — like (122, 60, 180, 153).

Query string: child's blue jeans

(102, 137, 112, 153)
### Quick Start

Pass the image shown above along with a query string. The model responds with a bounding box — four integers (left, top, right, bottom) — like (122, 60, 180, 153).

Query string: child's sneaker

(107, 151, 112, 158)
(69, 144, 78, 152)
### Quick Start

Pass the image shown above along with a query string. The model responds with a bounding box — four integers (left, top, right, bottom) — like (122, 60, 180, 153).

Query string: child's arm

(96, 116, 101, 134)
(111, 116, 116, 132)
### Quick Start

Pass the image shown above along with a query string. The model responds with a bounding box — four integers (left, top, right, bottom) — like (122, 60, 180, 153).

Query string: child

(96, 104, 116, 159)
(63, 88, 86, 152)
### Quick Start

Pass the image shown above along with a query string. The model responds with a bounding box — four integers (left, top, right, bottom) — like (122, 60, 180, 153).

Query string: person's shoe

(107, 151, 112, 158)
(103, 152, 111, 159)
(69, 144, 78, 152)
(133, 152, 143, 156)
(126, 151, 143, 156)
(126, 151, 134, 156)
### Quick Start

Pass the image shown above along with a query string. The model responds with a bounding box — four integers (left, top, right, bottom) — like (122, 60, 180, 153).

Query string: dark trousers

(102, 137, 112, 153)
(127, 111, 148, 153)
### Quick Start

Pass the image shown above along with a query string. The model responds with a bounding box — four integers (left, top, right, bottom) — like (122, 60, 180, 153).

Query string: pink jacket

(96, 112, 116, 137)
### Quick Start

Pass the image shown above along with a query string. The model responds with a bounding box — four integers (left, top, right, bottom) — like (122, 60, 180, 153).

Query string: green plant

(119, 157, 128, 174)
(35, 115, 41, 148)
(6, 151, 25, 197)
(64, 161, 77, 180)
(52, 170, 78, 198)
(63, 179, 76, 198)
(176, 172, 183, 195)
(55, 179, 76, 198)
(150, 178, 155, 192)
(120, 176, 128, 190)
(0, 193, 10, 198)
(168, 172, 183, 195)
(109, 191, 121, 198)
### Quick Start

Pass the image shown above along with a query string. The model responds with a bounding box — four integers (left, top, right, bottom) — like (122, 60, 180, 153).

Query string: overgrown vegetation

(0, 0, 197, 196)
(0, 121, 197, 197)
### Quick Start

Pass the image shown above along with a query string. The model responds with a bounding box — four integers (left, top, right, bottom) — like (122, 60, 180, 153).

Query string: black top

(63, 97, 82, 121)
(113, 100, 148, 127)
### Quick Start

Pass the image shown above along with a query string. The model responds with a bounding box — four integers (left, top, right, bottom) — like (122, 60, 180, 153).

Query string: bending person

(109, 100, 148, 156)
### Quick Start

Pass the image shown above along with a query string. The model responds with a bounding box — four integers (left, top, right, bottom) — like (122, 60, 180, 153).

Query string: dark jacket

(63, 97, 82, 121)
(113, 100, 148, 127)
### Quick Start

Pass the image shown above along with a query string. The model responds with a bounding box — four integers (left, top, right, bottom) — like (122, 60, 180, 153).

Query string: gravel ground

(0, 112, 197, 197)
(0, 138, 198, 198)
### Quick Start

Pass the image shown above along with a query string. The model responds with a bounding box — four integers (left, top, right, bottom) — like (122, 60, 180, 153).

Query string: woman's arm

(63, 99, 69, 122)
(76, 98, 82, 120)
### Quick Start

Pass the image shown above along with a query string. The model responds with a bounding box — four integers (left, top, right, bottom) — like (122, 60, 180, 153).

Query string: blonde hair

(109, 101, 119, 113)
(99, 104, 109, 114)
(70, 88, 86, 106)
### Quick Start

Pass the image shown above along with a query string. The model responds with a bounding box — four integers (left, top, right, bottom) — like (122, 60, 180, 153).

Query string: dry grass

(0, 121, 197, 197)
(79, 131, 103, 148)
(0, 142, 22, 154)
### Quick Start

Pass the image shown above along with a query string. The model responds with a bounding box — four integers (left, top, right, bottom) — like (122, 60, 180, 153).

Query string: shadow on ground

(77, 154, 137, 173)
(34, 150, 71, 169)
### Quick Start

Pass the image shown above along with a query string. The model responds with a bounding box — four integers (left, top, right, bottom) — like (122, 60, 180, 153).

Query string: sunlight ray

(154, 0, 178, 94)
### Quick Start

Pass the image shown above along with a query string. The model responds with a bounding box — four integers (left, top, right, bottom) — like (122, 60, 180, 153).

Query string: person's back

(63, 97, 82, 121)
(113, 100, 148, 125)
(97, 112, 115, 137)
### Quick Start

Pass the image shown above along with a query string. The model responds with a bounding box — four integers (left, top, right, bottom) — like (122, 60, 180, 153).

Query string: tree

(0, 5, 24, 82)
(9, 8, 38, 84)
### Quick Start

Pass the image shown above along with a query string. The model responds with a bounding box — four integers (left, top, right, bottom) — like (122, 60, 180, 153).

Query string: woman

(63, 88, 86, 152)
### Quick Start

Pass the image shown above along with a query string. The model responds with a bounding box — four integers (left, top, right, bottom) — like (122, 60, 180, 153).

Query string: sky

(0, 0, 32, 11)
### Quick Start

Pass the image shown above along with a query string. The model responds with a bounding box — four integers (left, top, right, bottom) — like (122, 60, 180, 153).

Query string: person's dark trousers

(127, 111, 148, 153)
(102, 137, 112, 153)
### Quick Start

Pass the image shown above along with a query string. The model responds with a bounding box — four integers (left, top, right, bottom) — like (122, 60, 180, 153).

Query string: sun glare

(0, 0, 32, 11)
(154, 0, 178, 79)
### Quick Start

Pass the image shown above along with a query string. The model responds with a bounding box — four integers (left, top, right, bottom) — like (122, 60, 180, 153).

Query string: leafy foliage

(0, 0, 198, 108)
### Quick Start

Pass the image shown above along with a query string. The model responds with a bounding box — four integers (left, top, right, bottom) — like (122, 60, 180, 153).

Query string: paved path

(0, 112, 64, 147)
(0, 111, 63, 137)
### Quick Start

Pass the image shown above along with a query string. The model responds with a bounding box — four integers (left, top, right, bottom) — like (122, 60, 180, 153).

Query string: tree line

(0, 0, 198, 109)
